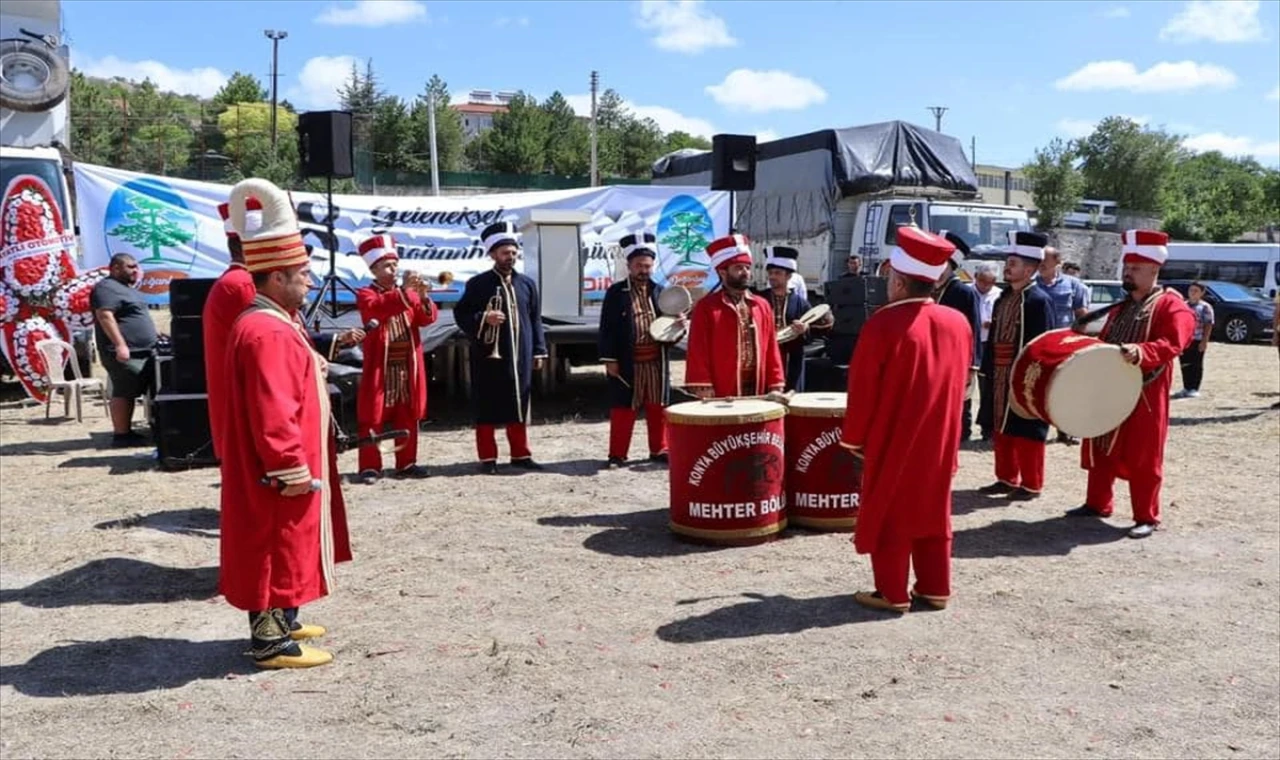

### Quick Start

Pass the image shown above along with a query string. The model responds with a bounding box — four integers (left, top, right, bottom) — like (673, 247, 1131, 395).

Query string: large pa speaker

(151, 392, 216, 470)
(711, 134, 757, 192)
(297, 110, 354, 179)
(169, 278, 217, 318)
(824, 276, 888, 308)
(169, 316, 203, 359)
(168, 355, 207, 394)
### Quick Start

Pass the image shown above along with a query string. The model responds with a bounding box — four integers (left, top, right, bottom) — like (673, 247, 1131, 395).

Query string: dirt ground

(1, 343, 1277, 760)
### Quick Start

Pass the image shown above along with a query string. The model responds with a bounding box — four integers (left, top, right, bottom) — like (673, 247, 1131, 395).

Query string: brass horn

(480, 293, 504, 360)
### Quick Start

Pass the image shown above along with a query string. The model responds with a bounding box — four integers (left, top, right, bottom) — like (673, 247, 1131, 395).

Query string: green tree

(660, 211, 713, 265)
(540, 91, 589, 175)
(134, 122, 193, 174)
(217, 102, 297, 164)
(1161, 152, 1265, 242)
(371, 95, 418, 173)
(339, 60, 384, 181)
(409, 74, 466, 173)
(476, 92, 548, 174)
(107, 194, 196, 263)
(618, 115, 665, 178)
(211, 72, 268, 110)
(1022, 138, 1086, 230)
(663, 131, 712, 154)
(594, 88, 628, 176)
(1074, 116, 1185, 213)
(68, 71, 121, 166)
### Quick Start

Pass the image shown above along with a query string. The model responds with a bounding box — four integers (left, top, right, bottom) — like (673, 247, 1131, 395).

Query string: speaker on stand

(709, 134, 757, 234)
(297, 110, 358, 327)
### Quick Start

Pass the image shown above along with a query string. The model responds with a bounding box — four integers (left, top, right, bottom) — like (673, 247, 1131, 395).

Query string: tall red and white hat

(218, 197, 262, 239)
(890, 226, 955, 283)
(358, 233, 399, 268)
(706, 233, 752, 270)
(1121, 229, 1169, 266)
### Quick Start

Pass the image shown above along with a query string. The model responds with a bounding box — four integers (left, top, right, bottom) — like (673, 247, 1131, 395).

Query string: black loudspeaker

(169, 355, 207, 394)
(151, 393, 216, 470)
(169, 317, 203, 358)
(711, 134, 757, 192)
(297, 110, 354, 178)
(169, 278, 217, 318)
(824, 276, 888, 308)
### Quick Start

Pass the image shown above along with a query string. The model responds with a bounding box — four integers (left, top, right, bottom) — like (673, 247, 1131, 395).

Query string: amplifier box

(169, 278, 218, 318)
(151, 392, 216, 470)
(823, 276, 887, 307)
(169, 317, 204, 358)
(168, 354, 207, 394)
(831, 304, 877, 335)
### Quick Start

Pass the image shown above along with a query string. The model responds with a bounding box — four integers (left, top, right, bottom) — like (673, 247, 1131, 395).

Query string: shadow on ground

(0, 637, 252, 697)
(95, 508, 219, 539)
(0, 558, 218, 608)
(656, 592, 893, 643)
(538, 508, 733, 559)
(953, 514, 1127, 559)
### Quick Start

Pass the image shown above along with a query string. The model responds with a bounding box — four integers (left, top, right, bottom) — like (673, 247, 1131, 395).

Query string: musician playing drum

(598, 232, 676, 468)
(758, 248, 832, 392)
(684, 234, 785, 398)
(354, 233, 439, 484)
(978, 231, 1056, 502)
(1069, 230, 1195, 539)
(454, 221, 548, 474)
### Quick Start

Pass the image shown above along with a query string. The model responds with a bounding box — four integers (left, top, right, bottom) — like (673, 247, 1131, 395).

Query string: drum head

(649, 315, 685, 343)
(658, 286, 692, 316)
(1047, 345, 1142, 438)
(787, 392, 847, 418)
(667, 399, 786, 425)
(799, 303, 831, 324)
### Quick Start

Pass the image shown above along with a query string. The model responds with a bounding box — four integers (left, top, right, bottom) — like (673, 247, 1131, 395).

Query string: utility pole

(264, 29, 288, 152)
(427, 93, 440, 196)
(589, 70, 599, 187)
(970, 136, 977, 170)
(927, 106, 948, 133)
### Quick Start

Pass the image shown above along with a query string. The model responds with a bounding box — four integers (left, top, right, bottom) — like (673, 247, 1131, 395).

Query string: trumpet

(480, 293, 504, 360)
(398, 270, 455, 292)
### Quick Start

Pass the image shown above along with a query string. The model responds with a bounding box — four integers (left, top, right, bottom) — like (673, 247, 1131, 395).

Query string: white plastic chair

(35, 338, 108, 423)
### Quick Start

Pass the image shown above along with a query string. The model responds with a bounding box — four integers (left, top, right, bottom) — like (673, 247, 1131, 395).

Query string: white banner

(73, 164, 730, 307)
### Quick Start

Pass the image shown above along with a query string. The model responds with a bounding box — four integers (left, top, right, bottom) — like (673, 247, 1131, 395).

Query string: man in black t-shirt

(91, 254, 158, 446)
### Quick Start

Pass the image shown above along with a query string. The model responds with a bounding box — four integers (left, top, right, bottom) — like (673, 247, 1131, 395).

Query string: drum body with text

(784, 392, 860, 532)
(666, 399, 787, 545)
(1009, 328, 1143, 439)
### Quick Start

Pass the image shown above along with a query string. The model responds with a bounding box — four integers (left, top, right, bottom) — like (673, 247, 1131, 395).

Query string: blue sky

(60, 0, 1280, 168)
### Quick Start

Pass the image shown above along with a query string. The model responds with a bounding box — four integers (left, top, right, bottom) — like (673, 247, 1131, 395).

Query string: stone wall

(1048, 228, 1122, 280)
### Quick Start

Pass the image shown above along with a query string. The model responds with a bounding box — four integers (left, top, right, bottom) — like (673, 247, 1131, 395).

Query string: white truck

(652, 121, 1032, 298)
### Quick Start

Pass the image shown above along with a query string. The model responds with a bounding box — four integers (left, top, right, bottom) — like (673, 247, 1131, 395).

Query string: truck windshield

(930, 205, 1030, 256)
(0, 156, 70, 226)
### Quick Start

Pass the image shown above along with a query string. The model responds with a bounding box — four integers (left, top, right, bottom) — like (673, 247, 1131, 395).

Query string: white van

(1063, 199, 1118, 230)
(1118, 243, 1280, 299)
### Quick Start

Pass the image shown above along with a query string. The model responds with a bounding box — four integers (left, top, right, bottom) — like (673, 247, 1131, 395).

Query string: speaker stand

(304, 174, 359, 328)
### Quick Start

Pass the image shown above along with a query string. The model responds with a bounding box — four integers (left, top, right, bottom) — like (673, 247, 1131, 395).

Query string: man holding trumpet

(354, 234, 439, 484)
(454, 221, 548, 474)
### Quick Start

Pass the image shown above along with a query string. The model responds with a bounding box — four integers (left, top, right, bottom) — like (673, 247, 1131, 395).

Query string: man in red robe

(219, 179, 350, 669)
(1071, 230, 1195, 539)
(840, 227, 973, 614)
(684, 234, 785, 398)
(204, 199, 261, 459)
(354, 234, 439, 484)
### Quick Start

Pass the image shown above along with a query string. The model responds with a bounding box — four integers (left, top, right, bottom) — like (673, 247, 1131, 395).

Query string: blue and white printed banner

(73, 164, 730, 306)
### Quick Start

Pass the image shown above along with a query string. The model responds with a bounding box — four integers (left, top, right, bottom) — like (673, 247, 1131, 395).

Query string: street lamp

(264, 29, 288, 152)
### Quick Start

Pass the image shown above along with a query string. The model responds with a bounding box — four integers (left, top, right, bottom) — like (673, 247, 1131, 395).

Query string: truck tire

(0, 39, 69, 113)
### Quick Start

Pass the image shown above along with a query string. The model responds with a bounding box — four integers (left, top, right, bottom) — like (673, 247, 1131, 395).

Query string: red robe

(840, 298, 973, 555)
(355, 283, 438, 427)
(219, 295, 348, 611)
(1081, 288, 1195, 481)
(684, 290, 785, 397)
(202, 264, 255, 459)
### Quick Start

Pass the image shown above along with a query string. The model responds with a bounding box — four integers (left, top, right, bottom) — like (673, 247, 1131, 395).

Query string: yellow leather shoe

(853, 590, 909, 614)
(289, 623, 327, 641)
(254, 644, 334, 669)
(911, 592, 949, 611)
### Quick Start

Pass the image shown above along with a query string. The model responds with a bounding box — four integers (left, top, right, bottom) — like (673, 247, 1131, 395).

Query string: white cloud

(635, 0, 737, 54)
(1056, 114, 1150, 139)
(74, 55, 227, 98)
(1102, 5, 1131, 18)
(287, 55, 359, 110)
(494, 16, 530, 27)
(705, 69, 828, 112)
(755, 129, 780, 143)
(563, 94, 716, 138)
(315, 0, 427, 28)
(1054, 60, 1237, 92)
(1267, 85, 1280, 101)
(1183, 132, 1280, 161)
(1159, 0, 1265, 43)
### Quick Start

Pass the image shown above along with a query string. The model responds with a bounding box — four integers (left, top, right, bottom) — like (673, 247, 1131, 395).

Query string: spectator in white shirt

(972, 262, 1002, 440)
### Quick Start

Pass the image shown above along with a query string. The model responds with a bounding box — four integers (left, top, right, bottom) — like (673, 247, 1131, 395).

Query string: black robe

(454, 269, 547, 425)
(597, 278, 671, 409)
(979, 284, 1055, 441)
(936, 274, 984, 369)
(758, 288, 817, 392)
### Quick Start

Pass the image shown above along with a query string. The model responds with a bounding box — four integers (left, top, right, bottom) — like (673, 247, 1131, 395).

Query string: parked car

(1164, 280, 1276, 344)
(1081, 280, 1126, 335)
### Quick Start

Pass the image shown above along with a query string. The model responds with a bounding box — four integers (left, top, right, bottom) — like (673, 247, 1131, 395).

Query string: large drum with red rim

(666, 398, 787, 545)
(1009, 328, 1142, 439)
(785, 392, 860, 532)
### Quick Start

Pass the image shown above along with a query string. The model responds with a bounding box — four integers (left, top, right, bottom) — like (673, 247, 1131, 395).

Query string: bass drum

(0, 39, 70, 112)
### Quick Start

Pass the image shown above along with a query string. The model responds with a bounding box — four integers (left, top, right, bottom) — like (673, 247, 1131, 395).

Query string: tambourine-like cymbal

(658, 285, 693, 316)
(778, 303, 832, 343)
(649, 315, 686, 343)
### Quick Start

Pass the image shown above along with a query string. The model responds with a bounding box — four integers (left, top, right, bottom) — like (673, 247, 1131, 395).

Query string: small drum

(649, 315, 686, 343)
(1009, 328, 1142, 439)
(666, 399, 788, 545)
(658, 285, 692, 316)
(784, 392, 860, 532)
(777, 303, 832, 343)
